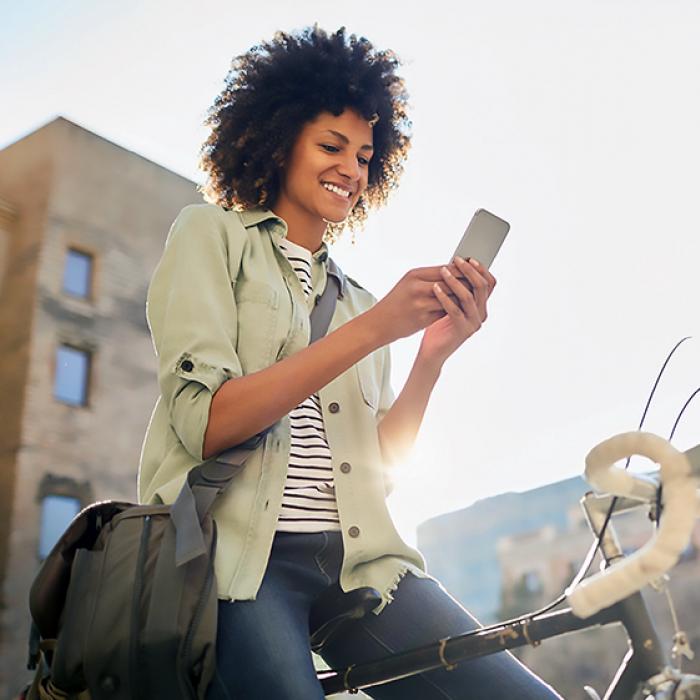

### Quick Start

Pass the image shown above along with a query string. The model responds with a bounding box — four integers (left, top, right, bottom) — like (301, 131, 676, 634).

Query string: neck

(271, 201, 326, 254)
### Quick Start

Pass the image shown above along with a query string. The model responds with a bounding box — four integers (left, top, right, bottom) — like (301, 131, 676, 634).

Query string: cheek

(284, 143, 318, 192)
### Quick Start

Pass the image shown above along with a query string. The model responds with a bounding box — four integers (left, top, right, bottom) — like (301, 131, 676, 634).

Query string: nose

(335, 152, 362, 183)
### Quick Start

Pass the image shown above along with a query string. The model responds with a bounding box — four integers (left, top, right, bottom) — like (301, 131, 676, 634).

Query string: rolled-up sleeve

(146, 205, 245, 461)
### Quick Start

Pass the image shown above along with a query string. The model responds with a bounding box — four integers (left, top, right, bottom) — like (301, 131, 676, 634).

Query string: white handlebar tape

(566, 432, 696, 619)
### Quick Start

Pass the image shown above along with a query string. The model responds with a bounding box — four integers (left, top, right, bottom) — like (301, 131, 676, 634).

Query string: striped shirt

(275, 237, 341, 532)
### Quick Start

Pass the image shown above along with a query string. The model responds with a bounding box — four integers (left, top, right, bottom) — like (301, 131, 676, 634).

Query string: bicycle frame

(318, 441, 700, 698)
(318, 598, 660, 698)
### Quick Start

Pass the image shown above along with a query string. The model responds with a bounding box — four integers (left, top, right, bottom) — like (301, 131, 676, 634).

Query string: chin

(322, 213, 347, 224)
(318, 204, 350, 224)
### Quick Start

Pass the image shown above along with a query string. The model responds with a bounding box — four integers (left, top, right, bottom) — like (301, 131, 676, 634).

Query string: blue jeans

(206, 530, 562, 699)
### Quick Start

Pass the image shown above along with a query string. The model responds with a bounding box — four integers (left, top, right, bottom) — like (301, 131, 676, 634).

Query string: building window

(36, 474, 92, 560)
(38, 494, 81, 559)
(62, 248, 93, 299)
(523, 570, 543, 594)
(54, 344, 91, 406)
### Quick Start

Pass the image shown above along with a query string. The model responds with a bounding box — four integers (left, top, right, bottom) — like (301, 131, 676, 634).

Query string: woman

(138, 24, 561, 699)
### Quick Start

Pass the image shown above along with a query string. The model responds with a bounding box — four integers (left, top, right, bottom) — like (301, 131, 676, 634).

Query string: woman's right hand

(363, 266, 454, 345)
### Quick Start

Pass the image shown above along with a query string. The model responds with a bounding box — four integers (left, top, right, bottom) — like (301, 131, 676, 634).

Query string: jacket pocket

(355, 356, 379, 412)
(234, 279, 280, 372)
(235, 279, 279, 306)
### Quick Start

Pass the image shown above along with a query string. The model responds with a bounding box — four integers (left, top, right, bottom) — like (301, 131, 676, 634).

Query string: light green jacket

(137, 203, 431, 613)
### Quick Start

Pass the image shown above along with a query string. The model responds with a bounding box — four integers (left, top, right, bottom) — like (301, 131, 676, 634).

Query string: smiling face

(273, 109, 374, 234)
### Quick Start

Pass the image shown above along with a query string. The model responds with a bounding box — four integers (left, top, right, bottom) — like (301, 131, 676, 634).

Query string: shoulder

(343, 274, 379, 306)
(171, 203, 284, 239)
(346, 275, 368, 292)
(170, 203, 248, 234)
(165, 204, 258, 256)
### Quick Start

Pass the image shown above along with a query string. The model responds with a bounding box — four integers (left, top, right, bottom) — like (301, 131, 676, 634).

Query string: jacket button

(329, 402, 340, 413)
(340, 462, 351, 474)
(180, 359, 194, 372)
(348, 526, 360, 538)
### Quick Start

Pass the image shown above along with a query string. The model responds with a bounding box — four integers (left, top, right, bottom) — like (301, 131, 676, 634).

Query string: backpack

(25, 262, 343, 699)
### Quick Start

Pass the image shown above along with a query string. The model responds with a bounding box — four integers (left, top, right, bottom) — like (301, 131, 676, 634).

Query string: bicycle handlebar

(566, 432, 698, 619)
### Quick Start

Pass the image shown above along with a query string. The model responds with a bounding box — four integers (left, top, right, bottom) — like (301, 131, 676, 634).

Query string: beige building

(0, 116, 202, 696)
(496, 500, 700, 697)
(497, 501, 700, 608)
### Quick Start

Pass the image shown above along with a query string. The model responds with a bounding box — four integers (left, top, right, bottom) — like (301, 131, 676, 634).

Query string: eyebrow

(322, 129, 374, 152)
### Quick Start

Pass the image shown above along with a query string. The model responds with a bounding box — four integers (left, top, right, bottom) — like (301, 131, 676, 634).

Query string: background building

(499, 504, 700, 699)
(417, 475, 588, 622)
(419, 477, 700, 699)
(0, 116, 201, 696)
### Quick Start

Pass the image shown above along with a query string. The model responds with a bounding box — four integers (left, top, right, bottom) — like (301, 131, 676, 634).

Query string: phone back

(453, 209, 510, 269)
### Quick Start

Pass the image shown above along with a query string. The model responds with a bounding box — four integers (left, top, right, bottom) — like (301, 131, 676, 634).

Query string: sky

(2, 0, 700, 544)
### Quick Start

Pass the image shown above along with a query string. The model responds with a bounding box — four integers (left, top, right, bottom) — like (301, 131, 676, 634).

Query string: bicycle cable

(652, 385, 700, 528)
(668, 386, 700, 443)
(532, 335, 693, 617)
(655, 384, 700, 671)
(472, 335, 693, 634)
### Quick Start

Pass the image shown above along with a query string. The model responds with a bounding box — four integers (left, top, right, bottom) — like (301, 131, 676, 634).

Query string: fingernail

(454, 255, 465, 264)
(469, 258, 480, 268)
(441, 266, 452, 277)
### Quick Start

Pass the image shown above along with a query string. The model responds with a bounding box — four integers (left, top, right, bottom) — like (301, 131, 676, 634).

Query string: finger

(452, 257, 489, 317)
(446, 262, 474, 294)
(447, 257, 481, 294)
(460, 259, 494, 324)
(462, 257, 496, 294)
(440, 265, 478, 314)
(414, 274, 478, 314)
(433, 283, 482, 337)
(416, 279, 455, 312)
(409, 265, 452, 283)
(433, 282, 468, 323)
(435, 277, 479, 323)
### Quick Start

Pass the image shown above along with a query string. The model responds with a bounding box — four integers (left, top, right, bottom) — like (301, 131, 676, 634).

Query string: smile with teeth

(322, 182, 352, 199)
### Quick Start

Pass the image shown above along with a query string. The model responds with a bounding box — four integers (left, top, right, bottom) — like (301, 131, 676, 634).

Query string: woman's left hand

(418, 256, 496, 367)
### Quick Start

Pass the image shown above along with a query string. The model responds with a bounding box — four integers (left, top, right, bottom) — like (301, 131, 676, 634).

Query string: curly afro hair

(197, 24, 412, 242)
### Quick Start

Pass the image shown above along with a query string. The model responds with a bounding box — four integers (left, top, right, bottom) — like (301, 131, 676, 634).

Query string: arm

(376, 354, 442, 466)
(376, 255, 498, 467)
(203, 274, 455, 460)
(206, 257, 496, 461)
(203, 313, 382, 459)
(202, 268, 456, 459)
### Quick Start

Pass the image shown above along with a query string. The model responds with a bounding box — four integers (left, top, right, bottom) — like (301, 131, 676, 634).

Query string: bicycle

(308, 432, 700, 699)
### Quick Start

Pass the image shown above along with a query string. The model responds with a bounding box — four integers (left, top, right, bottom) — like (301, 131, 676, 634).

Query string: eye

(321, 144, 371, 167)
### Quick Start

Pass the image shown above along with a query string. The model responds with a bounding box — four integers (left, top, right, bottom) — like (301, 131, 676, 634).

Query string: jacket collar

(238, 207, 282, 230)
(237, 207, 346, 298)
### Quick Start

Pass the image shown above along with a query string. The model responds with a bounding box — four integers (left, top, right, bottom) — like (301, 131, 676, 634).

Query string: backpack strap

(310, 256, 344, 342)
(171, 261, 343, 566)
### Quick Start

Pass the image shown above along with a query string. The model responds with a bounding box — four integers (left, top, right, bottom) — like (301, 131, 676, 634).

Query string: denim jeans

(206, 530, 562, 699)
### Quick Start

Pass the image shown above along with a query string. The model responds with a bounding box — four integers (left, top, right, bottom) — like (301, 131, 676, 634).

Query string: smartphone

(452, 209, 510, 269)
